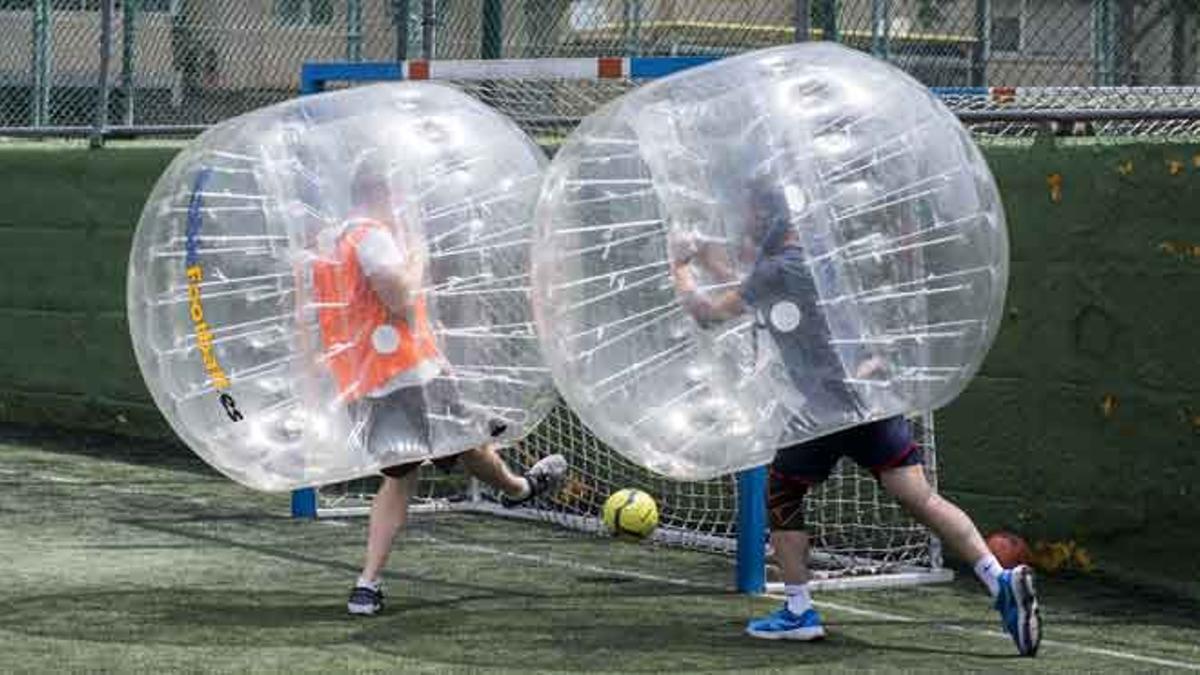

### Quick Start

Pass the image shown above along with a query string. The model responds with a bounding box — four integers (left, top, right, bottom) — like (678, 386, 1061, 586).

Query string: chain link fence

(2, 1, 1200, 137)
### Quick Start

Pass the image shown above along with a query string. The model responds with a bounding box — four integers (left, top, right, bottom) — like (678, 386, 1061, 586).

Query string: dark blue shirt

(739, 244, 861, 420)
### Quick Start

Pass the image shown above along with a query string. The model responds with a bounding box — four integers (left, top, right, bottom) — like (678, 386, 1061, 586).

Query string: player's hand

(854, 356, 887, 379)
(667, 228, 699, 265)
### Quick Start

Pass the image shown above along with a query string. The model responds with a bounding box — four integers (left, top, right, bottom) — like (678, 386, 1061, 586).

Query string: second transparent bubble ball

(533, 44, 1008, 480)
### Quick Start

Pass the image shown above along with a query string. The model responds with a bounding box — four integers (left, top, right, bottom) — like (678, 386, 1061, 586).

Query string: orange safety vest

(312, 220, 440, 401)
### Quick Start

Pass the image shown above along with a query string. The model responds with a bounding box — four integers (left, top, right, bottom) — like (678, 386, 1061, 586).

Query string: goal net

(299, 56, 951, 590)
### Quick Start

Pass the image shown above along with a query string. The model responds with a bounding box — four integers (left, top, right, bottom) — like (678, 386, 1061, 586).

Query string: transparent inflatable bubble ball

(532, 44, 1008, 480)
(128, 82, 555, 490)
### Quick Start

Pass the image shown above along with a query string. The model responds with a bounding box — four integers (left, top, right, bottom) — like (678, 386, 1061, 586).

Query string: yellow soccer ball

(602, 488, 659, 539)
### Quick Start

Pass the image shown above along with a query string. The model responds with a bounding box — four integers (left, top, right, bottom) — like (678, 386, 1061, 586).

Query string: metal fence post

(482, 0, 502, 59)
(1093, 0, 1116, 86)
(820, 0, 839, 42)
(421, 0, 436, 60)
(122, 0, 137, 126)
(92, 0, 115, 148)
(871, 0, 890, 59)
(794, 0, 810, 42)
(347, 0, 363, 62)
(31, 0, 51, 127)
(623, 0, 642, 56)
(971, 0, 990, 87)
(1170, 0, 1191, 85)
(393, 0, 410, 60)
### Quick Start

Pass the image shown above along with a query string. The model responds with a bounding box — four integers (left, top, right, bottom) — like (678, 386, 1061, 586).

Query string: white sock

(784, 583, 813, 615)
(973, 554, 1003, 598)
(356, 576, 381, 590)
(510, 477, 532, 500)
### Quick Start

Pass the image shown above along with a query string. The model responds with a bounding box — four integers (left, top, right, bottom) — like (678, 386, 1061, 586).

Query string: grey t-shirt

(739, 244, 860, 418)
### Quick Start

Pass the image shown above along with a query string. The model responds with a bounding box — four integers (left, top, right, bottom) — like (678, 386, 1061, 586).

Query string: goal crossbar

(300, 56, 720, 94)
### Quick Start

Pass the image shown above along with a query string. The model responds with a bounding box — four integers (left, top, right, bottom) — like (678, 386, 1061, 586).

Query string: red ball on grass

(985, 530, 1032, 568)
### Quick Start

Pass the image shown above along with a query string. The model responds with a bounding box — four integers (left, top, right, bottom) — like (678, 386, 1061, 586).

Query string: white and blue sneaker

(746, 605, 826, 641)
(995, 565, 1041, 656)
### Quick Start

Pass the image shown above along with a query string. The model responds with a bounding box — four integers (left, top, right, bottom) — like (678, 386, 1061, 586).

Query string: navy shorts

(767, 416, 922, 530)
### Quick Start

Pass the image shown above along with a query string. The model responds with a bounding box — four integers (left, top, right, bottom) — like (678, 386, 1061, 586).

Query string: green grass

(2, 429, 1199, 673)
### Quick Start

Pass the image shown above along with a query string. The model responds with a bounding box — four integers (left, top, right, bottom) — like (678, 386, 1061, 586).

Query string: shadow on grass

(941, 561, 1200, 632)
(1040, 570, 1200, 631)
(0, 512, 1034, 672)
(354, 601, 1027, 672)
(0, 584, 1013, 672)
(0, 424, 214, 478)
(111, 517, 550, 599)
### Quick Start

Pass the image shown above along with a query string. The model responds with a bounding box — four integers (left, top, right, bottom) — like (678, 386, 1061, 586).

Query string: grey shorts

(351, 382, 509, 479)
(351, 385, 434, 459)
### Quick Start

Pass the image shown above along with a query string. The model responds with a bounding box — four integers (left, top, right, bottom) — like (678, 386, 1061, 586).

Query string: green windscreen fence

(940, 140, 1200, 592)
(1, 138, 1197, 586)
(0, 144, 178, 437)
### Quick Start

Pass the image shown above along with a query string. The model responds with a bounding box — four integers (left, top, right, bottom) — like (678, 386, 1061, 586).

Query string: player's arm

(399, 224, 428, 297)
(669, 229, 737, 282)
(357, 228, 417, 317)
(670, 256, 746, 325)
(693, 240, 737, 283)
(366, 266, 413, 316)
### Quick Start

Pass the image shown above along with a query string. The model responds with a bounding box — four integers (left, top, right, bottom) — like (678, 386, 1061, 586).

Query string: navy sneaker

(746, 605, 826, 641)
(995, 565, 1041, 656)
(347, 584, 383, 616)
(501, 454, 567, 507)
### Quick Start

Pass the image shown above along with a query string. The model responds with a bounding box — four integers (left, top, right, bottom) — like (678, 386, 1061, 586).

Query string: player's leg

(348, 464, 418, 615)
(772, 529, 812, 585)
(879, 463, 1041, 657)
(362, 470, 419, 581)
(428, 375, 568, 506)
(746, 441, 839, 641)
(857, 415, 1040, 657)
(877, 464, 990, 569)
(849, 417, 996, 575)
(348, 387, 429, 616)
(458, 443, 567, 507)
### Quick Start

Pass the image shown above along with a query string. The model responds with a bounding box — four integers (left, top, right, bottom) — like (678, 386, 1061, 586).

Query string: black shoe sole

(1017, 567, 1041, 657)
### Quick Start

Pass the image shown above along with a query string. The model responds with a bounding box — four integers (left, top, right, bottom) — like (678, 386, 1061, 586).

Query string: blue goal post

(289, 54, 768, 594)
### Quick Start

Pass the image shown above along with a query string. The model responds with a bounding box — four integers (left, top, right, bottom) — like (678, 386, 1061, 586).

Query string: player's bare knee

(904, 487, 940, 521)
(772, 529, 807, 546)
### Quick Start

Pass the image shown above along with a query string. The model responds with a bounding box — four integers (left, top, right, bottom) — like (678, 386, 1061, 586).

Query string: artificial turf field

(1, 428, 1198, 674)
